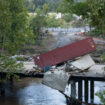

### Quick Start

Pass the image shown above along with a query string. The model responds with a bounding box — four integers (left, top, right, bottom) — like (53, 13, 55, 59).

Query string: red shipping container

(34, 37, 96, 68)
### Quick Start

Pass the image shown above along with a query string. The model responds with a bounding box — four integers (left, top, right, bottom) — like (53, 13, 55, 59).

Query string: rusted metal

(34, 37, 96, 68)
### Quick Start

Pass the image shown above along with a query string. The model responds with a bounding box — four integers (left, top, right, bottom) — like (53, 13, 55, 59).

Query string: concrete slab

(42, 70, 70, 92)
(71, 55, 95, 70)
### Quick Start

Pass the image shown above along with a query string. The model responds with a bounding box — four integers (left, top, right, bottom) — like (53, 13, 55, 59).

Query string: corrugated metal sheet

(34, 37, 96, 68)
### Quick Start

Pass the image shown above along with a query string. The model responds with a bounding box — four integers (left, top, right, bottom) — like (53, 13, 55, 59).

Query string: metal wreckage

(34, 37, 105, 104)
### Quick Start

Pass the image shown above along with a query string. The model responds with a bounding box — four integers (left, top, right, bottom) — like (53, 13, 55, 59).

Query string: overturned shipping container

(34, 38, 96, 68)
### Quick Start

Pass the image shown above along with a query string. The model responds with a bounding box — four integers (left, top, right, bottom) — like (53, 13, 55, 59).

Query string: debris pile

(23, 62, 42, 75)
(42, 70, 70, 92)
(42, 54, 103, 92)
(18, 38, 105, 94)
(33, 38, 105, 93)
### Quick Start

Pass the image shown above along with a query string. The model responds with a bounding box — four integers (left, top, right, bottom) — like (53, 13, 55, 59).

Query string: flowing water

(0, 78, 104, 105)
(0, 78, 66, 105)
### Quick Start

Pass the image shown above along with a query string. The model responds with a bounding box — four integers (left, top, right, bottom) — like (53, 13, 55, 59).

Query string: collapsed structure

(34, 37, 96, 68)
(33, 38, 96, 90)
(33, 37, 105, 104)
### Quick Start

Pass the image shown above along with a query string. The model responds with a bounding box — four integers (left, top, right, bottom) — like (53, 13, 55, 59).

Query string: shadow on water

(0, 78, 66, 105)
(0, 77, 104, 105)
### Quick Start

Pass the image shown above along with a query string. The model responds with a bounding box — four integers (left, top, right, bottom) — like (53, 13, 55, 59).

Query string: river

(0, 78, 66, 105)
(0, 78, 104, 105)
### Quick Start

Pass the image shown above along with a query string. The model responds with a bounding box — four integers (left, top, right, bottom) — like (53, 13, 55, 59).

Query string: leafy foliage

(45, 15, 65, 28)
(96, 53, 105, 104)
(101, 54, 105, 62)
(30, 8, 46, 36)
(96, 91, 105, 105)
(0, 55, 24, 79)
(30, 5, 67, 36)
(25, 0, 62, 12)
(0, 0, 35, 80)
(62, 13, 74, 23)
(43, 3, 49, 15)
(87, 0, 105, 35)
(59, 0, 105, 36)
(0, 0, 34, 55)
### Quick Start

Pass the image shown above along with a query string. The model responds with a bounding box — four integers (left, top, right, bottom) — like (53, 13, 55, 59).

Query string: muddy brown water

(0, 78, 66, 105)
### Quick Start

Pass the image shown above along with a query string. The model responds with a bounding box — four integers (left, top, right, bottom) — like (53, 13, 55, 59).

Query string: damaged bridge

(34, 37, 105, 105)
(0, 37, 105, 105)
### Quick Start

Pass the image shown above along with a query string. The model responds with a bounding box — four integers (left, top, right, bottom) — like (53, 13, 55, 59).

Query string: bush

(96, 54, 105, 105)
(96, 91, 105, 105)
(101, 54, 105, 62)
(16, 57, 27, 61)
(0, 55, 24, 80)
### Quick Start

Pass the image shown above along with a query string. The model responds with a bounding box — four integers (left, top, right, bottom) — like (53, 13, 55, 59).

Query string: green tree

(0, 55, 24, 79)
(58, 0, 90, 18)
(0, 0, 31, 55)
(45, 0, 62, 12)
(0, 0, 32, 82)
(0, 0, 12, 54)
(30, 4, 49, 36)
(43, 3, 49, 15)
(45, 15, 65, 28)
(24, 0, 62, 12)
(62, 13, 74, 23)
(30, 9, 43, 36)
(87, 0, 105, 35)
(59, 0, 105, 36)
(25, 0, 36, 12)
(0, 0, 35, 80)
